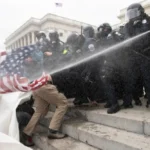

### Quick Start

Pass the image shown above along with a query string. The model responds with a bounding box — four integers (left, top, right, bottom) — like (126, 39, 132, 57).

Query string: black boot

(20, 132, 34, 147)
(121, 103, 133, 109)
(104, 103, 112, 108)
(73, 97, 89, 106)
(144, 94, 148, 99)
(73, 99, 83, 105)
(48, 129, 67, 139)
(107, 104, 120, 114)
(146, 100, 149, 108)
(135, 99, 142, 106)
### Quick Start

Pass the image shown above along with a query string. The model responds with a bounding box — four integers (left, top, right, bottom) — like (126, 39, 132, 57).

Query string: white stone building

(5, 14, 95, 50)
(6, 0, 150, 50)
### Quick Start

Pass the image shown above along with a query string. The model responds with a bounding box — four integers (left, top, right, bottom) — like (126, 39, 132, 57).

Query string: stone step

(33, 133, 99, 150)
(62, 119, 150, 150)
(41, 105, 150, 136)
(65, 103, 150, 136)
(32, 146, 42, 150)
(49, 98, 150, 136)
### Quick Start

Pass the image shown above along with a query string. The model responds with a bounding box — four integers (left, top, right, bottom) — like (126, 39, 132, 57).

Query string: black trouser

(66, 73, 87, 100)
(103, 69, 133, 106)
(133, 58, 150, 104)
(83, 77, 106, 102)
(104, 80, 117, 105)
(121, 69, 134, 105)
(140, 60, 150, 104)
(132, 75, 143, 102)
(103, 76, 120, 106)
(53, 70, 88, 101)
(17, 112, 32, 131)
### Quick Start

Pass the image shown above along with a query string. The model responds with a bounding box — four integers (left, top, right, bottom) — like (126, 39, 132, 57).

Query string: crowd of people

(5, 2, 150, 147)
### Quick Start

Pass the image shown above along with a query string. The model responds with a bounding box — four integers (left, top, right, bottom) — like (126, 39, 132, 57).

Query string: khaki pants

(23, 84, 68, 136)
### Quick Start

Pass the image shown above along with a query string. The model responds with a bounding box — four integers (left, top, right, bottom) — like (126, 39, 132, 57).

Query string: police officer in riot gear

(64, 33, 85, 61)
(46, 30, 64, 70)
(51, 32, 88, 105)
(97, 23, 112, 38)
(35, 31, 51, 53)
(36, 31, 46, 40)
(96, 23, 124, 47)
(24, 31, 50, 78)
(96, 23, 112, 44)
(124, 3, 150, 107)
(83, 26, 95, 38)
(96, 23, 124, 113)
(82, 26, 96, 54)
(81, 26, 105, 102)
(49, 30, 64, 54)
(35, 31, 52, 72)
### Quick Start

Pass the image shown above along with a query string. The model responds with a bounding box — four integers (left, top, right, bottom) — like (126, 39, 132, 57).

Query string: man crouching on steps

(21, 75, 68, 146)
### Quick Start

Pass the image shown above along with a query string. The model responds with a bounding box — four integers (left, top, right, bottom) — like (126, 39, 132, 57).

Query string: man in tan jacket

(21, 75, 68, 146)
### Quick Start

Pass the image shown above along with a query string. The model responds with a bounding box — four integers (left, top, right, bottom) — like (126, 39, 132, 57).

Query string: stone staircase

(33, 101, 150, 150)
(32, 146, 42, 150)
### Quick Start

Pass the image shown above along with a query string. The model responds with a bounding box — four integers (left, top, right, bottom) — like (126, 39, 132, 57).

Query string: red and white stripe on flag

(0, 73, 49, 94)
(0, 51, 50, 94)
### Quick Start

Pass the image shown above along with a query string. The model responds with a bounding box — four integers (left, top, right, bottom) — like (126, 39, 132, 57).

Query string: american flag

(0, 72, 49, 93)
(55, 0, 63, 7)
(55, 2, 63, 7)
(0, 45, 36, 77)
(0, 44, 49, 94)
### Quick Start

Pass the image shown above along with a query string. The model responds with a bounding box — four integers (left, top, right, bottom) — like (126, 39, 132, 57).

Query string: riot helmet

(49, 30, 59, 43)
(83, 26, 95, 38)
(36, 31, 46, 40)
(126, 3, 144, 21)
(65, 33, 85, 52)
(97, 23, 112, 38)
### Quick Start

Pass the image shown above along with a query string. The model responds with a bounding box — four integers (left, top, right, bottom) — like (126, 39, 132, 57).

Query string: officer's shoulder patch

(88, 44, 95, 52)
(107, 34, 112, 40)
(115, 32, 121, 36)
(59, 42, 63, 45)
(108, 34, 112, 37)
(142, 19, 147, 24)
(76, 49, 81, 53)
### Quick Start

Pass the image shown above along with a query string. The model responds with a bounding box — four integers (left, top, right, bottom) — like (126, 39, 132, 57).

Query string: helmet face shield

(97, 26, 111, 38)
(49, 31, 59, 42)
(126, 8, 141, 20)
(83, 26, 95, 38)
(36, 32, 46, 40)
(99, 28, 103, 32)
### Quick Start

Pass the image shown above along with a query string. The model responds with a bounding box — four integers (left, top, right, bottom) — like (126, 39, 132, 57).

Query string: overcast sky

(0, 0, 142, 50)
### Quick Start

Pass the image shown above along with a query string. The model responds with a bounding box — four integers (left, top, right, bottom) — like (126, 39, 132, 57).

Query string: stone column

(28, 33, 30, 45)
(18, 40, 21, 48)
(22, 37, 24, 47)
(17, 41, 19, 48)
(14, 43, 16, 49)
(21, 39, 23, 47)
(18, 40, 20, 48)
(32, 32, 35, 44)
(24, 36, 26, 46)
(12, 43, 14, 49)
(16, 41, 18, 48)
(25, 35, 27, 46)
